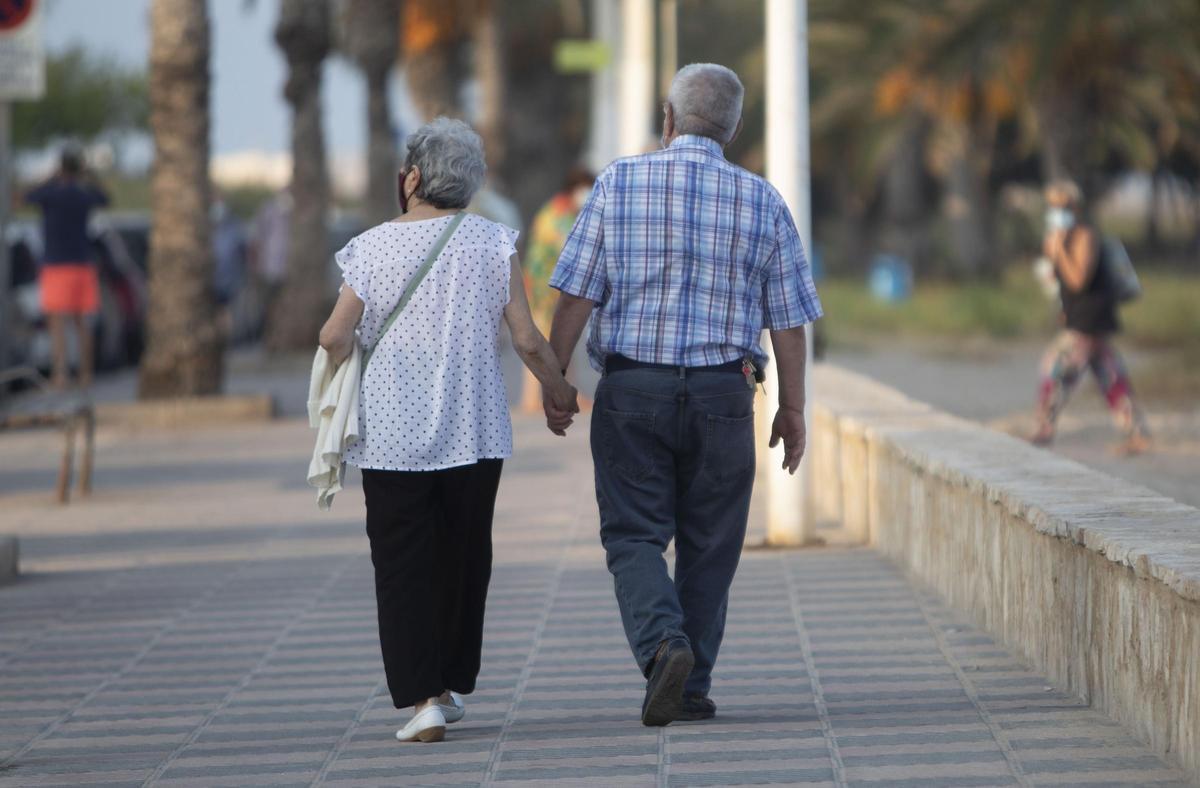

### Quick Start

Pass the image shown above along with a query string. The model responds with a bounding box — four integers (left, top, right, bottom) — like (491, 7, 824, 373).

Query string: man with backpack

(1032, 179, 1151, 455)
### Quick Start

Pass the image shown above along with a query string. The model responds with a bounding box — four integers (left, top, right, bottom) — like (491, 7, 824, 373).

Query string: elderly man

(546, 63, 822, 726)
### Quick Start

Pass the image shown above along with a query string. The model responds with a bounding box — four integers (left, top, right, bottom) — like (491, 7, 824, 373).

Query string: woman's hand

(542, 381, 579, 436)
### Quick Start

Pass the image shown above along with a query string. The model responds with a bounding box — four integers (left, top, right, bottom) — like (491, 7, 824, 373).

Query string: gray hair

(404, 117, 487, 209)
(667, 63, 744, 144)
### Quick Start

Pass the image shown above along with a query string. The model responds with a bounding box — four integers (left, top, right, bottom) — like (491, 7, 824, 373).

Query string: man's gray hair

(404, 117, 487, 209)
(667, 63, 744, 144)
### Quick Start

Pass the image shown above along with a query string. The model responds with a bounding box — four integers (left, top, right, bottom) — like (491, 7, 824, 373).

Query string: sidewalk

(0, 412, 1190, 786)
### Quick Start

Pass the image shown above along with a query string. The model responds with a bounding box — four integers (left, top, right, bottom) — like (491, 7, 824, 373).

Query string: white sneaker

(438, 691, 465, 724)
(395, 706, 446, 743)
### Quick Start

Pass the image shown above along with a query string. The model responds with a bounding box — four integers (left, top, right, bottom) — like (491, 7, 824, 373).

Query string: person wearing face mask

(318, 118, 578, 744)
(1032, 180, 1150, 454)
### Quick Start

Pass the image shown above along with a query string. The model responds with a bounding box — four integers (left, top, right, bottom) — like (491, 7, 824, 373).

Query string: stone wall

(812, 364, 1200, 781)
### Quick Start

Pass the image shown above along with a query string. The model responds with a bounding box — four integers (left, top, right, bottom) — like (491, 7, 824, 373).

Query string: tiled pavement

(0, 415, 1191, 787)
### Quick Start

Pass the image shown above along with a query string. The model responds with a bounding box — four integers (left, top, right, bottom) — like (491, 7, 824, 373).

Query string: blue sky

(41, 0, 371, 157)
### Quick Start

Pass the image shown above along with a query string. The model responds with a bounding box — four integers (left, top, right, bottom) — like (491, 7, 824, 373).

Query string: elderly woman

(319, 118, 578, 743)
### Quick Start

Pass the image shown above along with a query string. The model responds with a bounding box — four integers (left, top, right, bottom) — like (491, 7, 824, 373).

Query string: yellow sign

(554, 40, 611, 74)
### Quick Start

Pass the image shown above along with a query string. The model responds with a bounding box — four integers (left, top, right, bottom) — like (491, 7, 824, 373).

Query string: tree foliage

(11, 46, 148, 151)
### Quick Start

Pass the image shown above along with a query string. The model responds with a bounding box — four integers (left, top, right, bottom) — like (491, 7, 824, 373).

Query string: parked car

(4, 214, 149, 375)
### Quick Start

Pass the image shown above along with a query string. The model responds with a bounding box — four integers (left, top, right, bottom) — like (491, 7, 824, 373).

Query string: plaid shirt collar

(667, 134, 726, 158)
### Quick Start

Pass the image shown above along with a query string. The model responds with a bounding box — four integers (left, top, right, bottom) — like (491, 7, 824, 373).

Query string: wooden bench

(0, 367, 95, 503)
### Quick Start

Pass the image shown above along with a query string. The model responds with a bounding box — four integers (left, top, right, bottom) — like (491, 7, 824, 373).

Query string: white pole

(587, 0, 620, 172)
(764, 0, 817, 546)
(617, 0, 655, 156)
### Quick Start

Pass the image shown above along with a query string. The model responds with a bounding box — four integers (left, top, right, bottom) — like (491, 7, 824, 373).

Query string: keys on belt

(742, 358, 767, 395)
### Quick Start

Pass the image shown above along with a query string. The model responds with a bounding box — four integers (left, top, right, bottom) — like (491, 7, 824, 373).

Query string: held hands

(769, 406, 807, 474)
(543, 380, 580, 437)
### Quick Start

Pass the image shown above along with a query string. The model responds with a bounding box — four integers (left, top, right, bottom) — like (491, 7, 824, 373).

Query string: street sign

(0, 0, 45, 101)
(554, 39, 611, 74)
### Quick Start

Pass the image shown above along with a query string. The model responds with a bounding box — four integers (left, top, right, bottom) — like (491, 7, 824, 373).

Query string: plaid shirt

(550, 135, 822, 372)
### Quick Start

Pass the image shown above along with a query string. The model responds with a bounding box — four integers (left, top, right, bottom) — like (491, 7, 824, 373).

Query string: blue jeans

(591, 364, 756, 695)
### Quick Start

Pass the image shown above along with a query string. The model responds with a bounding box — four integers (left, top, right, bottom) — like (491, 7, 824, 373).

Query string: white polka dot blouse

(338, 213, 519, 472)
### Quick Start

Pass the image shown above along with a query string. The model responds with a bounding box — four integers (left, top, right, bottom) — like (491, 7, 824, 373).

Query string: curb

(0, 536, 17, 586)
(96, 394, 275, 429)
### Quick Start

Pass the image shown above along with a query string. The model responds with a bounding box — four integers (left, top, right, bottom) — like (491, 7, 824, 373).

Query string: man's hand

(769, 406, 806, 474)
(542, 386, 579, 437)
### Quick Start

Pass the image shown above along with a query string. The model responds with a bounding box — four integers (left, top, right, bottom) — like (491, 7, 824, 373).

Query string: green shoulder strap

(362, 212, 466, 371)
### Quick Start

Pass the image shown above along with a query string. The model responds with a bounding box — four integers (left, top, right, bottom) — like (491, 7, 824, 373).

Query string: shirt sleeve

(500, 224, 520, 260)
(762, 199, 823, 329)
(335, 238, 369, 303)
(24, 182, 50, 206)
(500, 224, 520, 304)
(549, 178, 608, 303)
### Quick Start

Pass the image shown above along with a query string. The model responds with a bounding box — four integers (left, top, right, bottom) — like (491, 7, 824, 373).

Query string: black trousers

(361, 460, 504, 709)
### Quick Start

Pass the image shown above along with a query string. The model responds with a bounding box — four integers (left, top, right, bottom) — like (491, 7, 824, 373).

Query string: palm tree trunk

(880, 111, 931, 272)
(344, 0, 400, 226)
(1144, 166, 1163, 253)
(139, 0, 223, 398)
(267, 0, 332, 352)
(1038, 90, 1093, 200)
(473, 5, 506, 176)
(364, 66, 396, 225)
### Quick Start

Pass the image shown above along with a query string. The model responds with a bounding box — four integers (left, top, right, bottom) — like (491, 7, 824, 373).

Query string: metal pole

(0, 101, 11, 373)
(587, 0, 620, 171)
(618, 0, 654, 156)
(764, 0, 817, 546)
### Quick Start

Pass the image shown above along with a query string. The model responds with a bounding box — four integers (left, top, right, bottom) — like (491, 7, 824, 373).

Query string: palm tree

(401, 0, 477, 120)
(342, 0, 401, 226)
(267, 0, 333, 352)
(139, 0, 223, 398)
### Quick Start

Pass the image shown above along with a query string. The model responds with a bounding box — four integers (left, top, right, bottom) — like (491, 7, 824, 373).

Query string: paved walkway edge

(812, 363, 1200, 782)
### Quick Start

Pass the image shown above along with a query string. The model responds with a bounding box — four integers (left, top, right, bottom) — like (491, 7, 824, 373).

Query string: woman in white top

(319, 118, 578, 743)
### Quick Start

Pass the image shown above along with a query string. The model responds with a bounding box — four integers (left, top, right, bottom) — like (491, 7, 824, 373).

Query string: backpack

(1100, 237, 1141, 303)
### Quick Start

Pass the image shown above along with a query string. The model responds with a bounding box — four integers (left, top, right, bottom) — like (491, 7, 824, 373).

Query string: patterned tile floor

(0, 415, 1190, 787)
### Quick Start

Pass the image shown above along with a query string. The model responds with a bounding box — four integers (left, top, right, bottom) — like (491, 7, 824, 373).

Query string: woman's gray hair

(667, 63, 744, 144)
(404, 117, 487, 209)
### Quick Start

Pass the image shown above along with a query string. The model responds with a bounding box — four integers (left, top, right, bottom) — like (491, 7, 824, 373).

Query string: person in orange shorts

(23, 148, 110, 390)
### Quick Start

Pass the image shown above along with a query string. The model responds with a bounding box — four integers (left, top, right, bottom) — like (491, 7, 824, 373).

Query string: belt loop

(678, 366, 685, 380)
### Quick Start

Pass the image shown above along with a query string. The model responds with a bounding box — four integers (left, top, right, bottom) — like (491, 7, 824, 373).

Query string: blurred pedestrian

(1032, 180, 1150, 454)
(248, 190, 291, 339)
(211, 195, 247, 341)
(22, 147, 110, 390)
(546, 64, 822, 726)
(317, 118, 577, 744)
(517, 166, 595, 411)
(525, 167, 595, 332)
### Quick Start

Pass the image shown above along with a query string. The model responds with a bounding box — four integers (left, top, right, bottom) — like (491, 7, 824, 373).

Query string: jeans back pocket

(599, 409, 658, 482)
(702, 413, 756, 485)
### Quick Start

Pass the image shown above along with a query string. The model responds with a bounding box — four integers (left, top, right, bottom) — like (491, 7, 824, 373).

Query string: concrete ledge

(813, 363, 1200, 780)
(96, 394, 275, 429)
(0, 536, 17, 586)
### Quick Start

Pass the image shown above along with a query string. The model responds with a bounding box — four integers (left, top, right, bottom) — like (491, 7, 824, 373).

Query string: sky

(38, 0, 412, 188)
